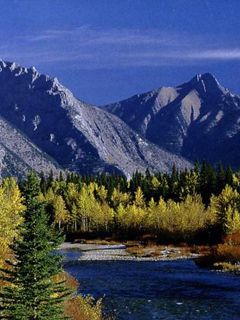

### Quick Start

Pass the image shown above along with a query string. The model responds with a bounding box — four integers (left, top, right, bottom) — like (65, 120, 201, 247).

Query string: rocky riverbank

(59, 242, 202, 261)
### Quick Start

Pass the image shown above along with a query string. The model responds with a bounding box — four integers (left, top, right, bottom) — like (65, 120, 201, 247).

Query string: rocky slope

(0, 116, 60, 178)
(0, 60, 191, 177)
(103, 73, 240, 168)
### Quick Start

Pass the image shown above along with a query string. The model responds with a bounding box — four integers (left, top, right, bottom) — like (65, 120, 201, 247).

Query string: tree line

(0, 163, 239, 257)
(32, 162, 239, 243)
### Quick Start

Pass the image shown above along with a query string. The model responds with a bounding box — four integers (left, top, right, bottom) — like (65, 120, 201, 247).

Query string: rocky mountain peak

(0, 60, 45, 87)
(0, 60, 191, 177)
(103, 72, 240, 169)
(0, 60, 80, 110)
(187, 72, 228, 96)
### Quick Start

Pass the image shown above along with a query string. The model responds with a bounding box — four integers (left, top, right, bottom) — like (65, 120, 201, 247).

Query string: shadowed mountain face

(103, 73, 240, 168)
(0, 60, 191, 177)
(0, 116, 61, 178)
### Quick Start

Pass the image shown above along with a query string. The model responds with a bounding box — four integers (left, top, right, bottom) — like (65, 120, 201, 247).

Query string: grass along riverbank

(196, 236, 240, 274)
(59, 272, 111, 320)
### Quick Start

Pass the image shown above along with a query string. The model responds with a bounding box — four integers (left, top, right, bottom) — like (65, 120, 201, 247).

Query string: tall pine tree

(0, 172, 69, 319)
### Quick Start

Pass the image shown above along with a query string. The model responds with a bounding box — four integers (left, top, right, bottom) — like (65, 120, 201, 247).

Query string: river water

(62, 249, 240, 320)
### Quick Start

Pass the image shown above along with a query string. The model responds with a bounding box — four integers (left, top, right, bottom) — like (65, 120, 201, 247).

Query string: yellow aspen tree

(52, 195, 69, 230)
(166, 199, 180, 235)
(134, 187, 145, 208)
(96, 185, 108, 203)
(156, 197, 167, 231)
(45, 187, 55, 202)
(116, 203, 128, 230)
(178, 195, 205, 238)
(0, 178, 25, 265)
(214, 185, 240, 234)
(151, 176, 160, 189)
(111, 187, 130, 208)
(205, 195, 218, 226)
(76, 184, 98, 232)
(65, 183, 79, 231)
(146, 198, 157, 230)
(98, 202, 114, 232)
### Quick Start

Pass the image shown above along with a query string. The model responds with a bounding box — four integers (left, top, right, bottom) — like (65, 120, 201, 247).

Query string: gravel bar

(59, 243, 200, 262)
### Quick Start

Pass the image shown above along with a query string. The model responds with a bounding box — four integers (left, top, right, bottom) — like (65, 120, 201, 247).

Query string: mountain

(0, 60, 191, 177)
(0, 116, 60, 178)
(103, 73, 240, 168)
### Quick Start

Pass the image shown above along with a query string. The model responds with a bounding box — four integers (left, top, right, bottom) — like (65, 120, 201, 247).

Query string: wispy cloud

(128, 48, 240, 62)
(26, 26, 180, 46)
(1, 26, 240, 69)
(184, 49, 240, 60)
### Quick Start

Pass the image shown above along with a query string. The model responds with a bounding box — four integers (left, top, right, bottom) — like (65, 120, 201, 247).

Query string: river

(61, 248, 240, 320)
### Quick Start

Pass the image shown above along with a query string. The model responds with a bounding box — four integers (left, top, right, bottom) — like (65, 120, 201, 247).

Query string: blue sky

(0, 0, 240, 104)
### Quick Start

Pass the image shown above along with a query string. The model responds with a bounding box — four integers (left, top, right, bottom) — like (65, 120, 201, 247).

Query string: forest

(34, 162, 239, 244)
(0, 163, 240, 318)
(1, 163, 240, 257)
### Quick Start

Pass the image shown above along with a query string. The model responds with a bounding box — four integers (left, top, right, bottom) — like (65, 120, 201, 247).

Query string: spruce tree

(0, 172, 69, 320)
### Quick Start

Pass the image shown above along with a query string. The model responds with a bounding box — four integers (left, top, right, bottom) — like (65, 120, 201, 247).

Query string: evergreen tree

(39, 171, 47, 194)
(0, 172, 69, 320)
(169, 165, 180, 200)
(46, 169, 54, 189)
(216, 163, 226, 195)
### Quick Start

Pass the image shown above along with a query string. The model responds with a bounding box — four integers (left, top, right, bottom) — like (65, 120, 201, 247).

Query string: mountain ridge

(103, 73, 240, 169)
(0, 60, 191, 177)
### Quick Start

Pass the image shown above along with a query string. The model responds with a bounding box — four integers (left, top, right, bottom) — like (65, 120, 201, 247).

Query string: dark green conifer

(0, 172, 69, 320)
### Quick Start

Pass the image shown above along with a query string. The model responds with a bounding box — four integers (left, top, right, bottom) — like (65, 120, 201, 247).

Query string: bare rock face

(0, 116, 60, 178)
(0, 60, 191, 177)
(103, 73, 240, 168)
